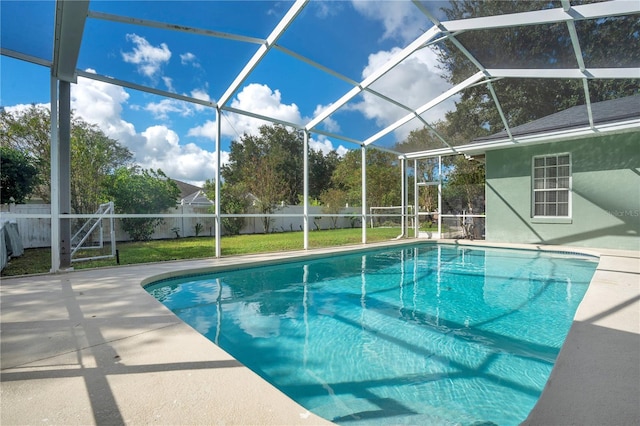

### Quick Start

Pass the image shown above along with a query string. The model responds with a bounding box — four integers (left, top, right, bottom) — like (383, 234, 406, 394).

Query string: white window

(532, 153, 571, 217)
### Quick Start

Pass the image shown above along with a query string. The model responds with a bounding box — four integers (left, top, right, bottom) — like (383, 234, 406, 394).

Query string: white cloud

(190, 88, 212, 112)
(190, 88, 211, 103)
(188, 83, 304, 140)
(227, 83, 304, 134)
(187, 120, 217, 140)
(313, 103, 340, 133)
(351, 0, 425, 43)
(310, 135, 348, 157)
(3, 103, 49, 116)
(348, 46, 455, 141)
(139, 125, 224, 185)
(71, 69, 141, 150)
(311, 0, 342, 19)
(122, 34, 171, 78)
(180, 52, 200, 68)
(141, 87, 212, 121)
(187, 83, 348, 156)
(162, 76, 175, 92)
(346, 1, 460, 142)
(144, 99, 193, 121)
(6, 78, 346, 182)
(67, 70, 223, 186)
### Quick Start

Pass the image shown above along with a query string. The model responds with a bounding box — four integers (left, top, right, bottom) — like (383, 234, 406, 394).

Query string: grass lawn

(1, 227, 412, 277)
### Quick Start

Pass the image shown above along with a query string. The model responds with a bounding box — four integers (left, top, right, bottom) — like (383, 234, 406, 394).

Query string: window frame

(531, 152, 572, 220)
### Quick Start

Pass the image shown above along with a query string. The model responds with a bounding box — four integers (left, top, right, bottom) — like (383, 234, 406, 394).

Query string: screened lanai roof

(2, 0, 639, 159)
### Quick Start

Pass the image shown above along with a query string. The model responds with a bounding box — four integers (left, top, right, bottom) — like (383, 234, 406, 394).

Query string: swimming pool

(145, 244, 597, 425)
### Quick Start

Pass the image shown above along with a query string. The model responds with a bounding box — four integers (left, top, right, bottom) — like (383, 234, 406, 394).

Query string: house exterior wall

(485, 132, 640, 250)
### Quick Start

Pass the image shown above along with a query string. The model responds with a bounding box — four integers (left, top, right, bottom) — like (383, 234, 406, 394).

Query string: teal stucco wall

(485, 132, 640, 250)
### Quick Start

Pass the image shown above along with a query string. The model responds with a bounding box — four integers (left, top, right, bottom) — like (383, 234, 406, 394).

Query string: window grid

(532, 153, 571, 218)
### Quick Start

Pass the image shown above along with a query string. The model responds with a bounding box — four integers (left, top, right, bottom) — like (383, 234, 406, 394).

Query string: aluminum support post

(215, 108, 222, 258)
(414, 159, 419, 237)
(438, 156, 443, 238)
(49, 78, 60, 272)
(361, 145, 367, 244)
(401, 157, 408, 238)
(59, 80, 72, 269)
(303, 131, 309, 250)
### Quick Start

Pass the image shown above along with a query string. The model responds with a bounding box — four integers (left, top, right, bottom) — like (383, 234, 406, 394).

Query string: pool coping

(1, 239, 639, 425)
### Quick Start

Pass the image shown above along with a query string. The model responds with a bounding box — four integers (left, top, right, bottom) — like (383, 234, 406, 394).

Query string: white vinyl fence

(1, 203, 363, 249)
(1, 204, 52, 248)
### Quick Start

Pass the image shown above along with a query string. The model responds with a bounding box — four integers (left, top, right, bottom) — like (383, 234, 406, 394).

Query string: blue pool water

(145, 245, 597, 425)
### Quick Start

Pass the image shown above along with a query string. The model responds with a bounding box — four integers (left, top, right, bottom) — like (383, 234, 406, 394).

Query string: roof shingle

(474, 94, 640, 143)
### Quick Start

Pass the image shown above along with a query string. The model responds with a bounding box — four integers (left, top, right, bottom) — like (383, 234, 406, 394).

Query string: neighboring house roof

(181, 189, 213, 205)
(172, 180, 213, 205)
(473, 94, 640, 143)
(173, 180, 202, 200)
(172, 180, 259, 206)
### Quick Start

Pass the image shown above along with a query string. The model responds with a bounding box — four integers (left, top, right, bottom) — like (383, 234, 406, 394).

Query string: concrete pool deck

(1, 240, 638, 425)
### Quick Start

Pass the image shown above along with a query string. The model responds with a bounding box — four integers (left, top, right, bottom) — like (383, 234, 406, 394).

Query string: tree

(435, 0, 639, 142)
(0, 105, 133, 212)
(202, 180, 249, 235)
(103, 167, 180, 241)
(249, 156, 287, 233)
(330, 149, 363, 207)
(222, 124, 343, 232)
(0, 145, 40, 204)
(70, 118, 133, 213)
(330, 148, 402, 208)
(443, 155, 485, 213)
(394, 122, 449, 153)
(319, 187, 347, 229)
(368, 150, 402, 207)
(260, 125, 303, 206)
(223, 125, 341, 207)
(309, 149, 340, 200)
(222, 125, 302, 206)
(1, 106, 51, 202)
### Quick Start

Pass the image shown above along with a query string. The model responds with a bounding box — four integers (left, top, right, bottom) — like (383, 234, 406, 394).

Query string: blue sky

(1, 1, 455, 185)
